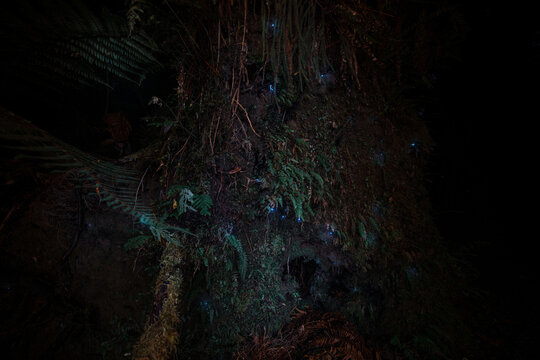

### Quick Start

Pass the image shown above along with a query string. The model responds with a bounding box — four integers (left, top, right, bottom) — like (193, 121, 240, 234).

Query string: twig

(0, 205, 16, 234)
(212, 111, 221, 155)
(234, 112, 248, 140)
(132, 246, 144, 272)
(171, 134, 192, 163)
(234, 98, 260, 137)
(216, 19, 221, 68)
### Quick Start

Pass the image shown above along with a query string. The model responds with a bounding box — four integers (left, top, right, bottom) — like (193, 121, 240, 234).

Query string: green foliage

(223, 232, 247, 281)
(265, 128, 331, 221)
(165, 185, 213, 219)
(0, 107, 193, 245)
(168, 185, 196, 216)
(192, 193, 213, 216)
(126, 0, 147, 34)
(274, 84, 299, 109)
(180, 232, 299, 357)
(0, 0, 161, 90)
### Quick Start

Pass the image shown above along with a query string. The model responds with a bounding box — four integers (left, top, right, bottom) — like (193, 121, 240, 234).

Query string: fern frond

(192, 193, 212, 216)
(0, 107, 194, 242)
(225, 233, 247, 280)
(0, 0, 161, 90)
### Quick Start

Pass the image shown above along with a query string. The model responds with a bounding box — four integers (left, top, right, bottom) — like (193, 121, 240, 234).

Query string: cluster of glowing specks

(372, 202, 385, 219)
(199, 296, 212, 311)
(373, 151, 385, 166)
(326, 223, 336, 236)
(266, 200, 277, 214)
(139, 214, 152, 225)
(366, 233, 377, 248)
(409, 140, 425, 156)
(406, 266, 419, 281)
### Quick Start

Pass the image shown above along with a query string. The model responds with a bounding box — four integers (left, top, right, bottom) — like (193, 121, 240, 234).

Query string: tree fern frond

(0, 107, 194, 242)
(0, 0, 161, 90)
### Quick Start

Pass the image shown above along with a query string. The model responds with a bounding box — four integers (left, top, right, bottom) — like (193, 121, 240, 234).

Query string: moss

(132, 242, 184, 360)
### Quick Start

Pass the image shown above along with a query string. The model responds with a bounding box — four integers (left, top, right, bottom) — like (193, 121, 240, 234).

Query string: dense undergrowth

(0, 0, 477, 359)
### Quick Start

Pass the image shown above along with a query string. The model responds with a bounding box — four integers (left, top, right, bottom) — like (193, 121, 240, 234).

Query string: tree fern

(0, 0, 161, 90)
(0, 107, 193, 243)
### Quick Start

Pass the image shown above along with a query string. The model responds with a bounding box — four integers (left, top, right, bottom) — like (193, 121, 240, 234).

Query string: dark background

(425, 1, 537, 357)
(1, 0, 537, 358)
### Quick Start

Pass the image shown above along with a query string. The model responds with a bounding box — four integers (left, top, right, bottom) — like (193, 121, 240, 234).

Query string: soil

(0, 173, 160, 360)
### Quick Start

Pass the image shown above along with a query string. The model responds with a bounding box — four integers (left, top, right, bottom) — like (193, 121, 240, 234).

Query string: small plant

(164, 185, 213, 219)
(223, 232, 247, 281)
(265, 129, 329, 221)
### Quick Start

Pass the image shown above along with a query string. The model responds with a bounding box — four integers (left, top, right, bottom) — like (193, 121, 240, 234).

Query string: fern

(0, 107, 194, 244)
(168, 186, 196, 216)
(192, 193, 212, 216)
(0, 0, 161, 89)
(127, 0, 147, 34)
(225, 233, 247, 281)
(168, 186, 212, 217)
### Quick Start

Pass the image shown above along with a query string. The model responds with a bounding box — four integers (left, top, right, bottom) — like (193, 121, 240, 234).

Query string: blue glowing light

(269, 206, 276, 213)
(373, 151, 385, 166)
(329, 231, 333, 236)
(281, 215, 286, 219)
(410, 142, 416, 147)
(297, 217, 302, 223)
(269, 84, 275, 92)
(139, 215, 151, 225)
(271, 23, 275, 28)
(406, 266, 419, 280)
(366, 233, 377, 247)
